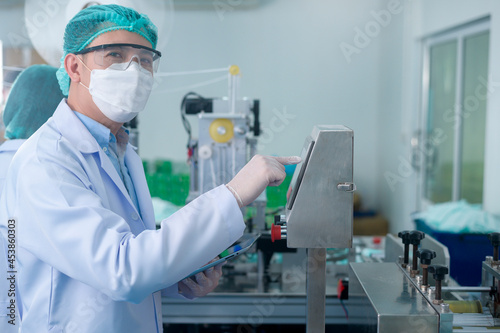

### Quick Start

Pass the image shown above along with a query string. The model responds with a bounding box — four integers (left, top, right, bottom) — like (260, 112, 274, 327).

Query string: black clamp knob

(417, 249, 436, 266)
(488, 233, 500, 261)
(398, 230, 411, 267)
(409, 230, 425, 246)
(409, 231, 425, 273)
(428, 264, 448, 303)
(488, 232, 500, 246)
(417, 249, 436, 286)
(428, 264, 448, 281)
(398, 230, 411, 244)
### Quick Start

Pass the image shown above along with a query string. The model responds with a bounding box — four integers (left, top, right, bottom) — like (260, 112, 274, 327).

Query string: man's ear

(64, 53, 82, 83)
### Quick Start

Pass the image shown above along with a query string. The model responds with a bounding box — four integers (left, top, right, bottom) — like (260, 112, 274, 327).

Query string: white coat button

(131, 212, 139, 221)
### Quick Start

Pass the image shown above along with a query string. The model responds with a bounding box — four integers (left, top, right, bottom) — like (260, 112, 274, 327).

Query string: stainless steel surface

(282, 126, 354, 332)
(306, 248, 326, 333)
(285, 125, 354, 249)
(350, 262, 439, 332)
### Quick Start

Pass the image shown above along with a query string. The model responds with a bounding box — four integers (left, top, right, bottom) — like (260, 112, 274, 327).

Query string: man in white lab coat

(0, 4, 299, 333)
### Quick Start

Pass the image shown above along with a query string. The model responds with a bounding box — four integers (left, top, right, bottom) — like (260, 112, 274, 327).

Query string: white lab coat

(0, 139, 25, 192)
(0, 100, 245, 333)
(0, 139, 24, 333)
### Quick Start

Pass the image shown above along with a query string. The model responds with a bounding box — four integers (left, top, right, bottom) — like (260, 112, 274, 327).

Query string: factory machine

(269, 125, 355, 332)
(166, 79, 500, 332)
(182, 66, 261, 206)
(168, 66, 500, 333)
(169, 66, 357, 332)
(166, 67, 500, 333)
(349, 231, 500, 332)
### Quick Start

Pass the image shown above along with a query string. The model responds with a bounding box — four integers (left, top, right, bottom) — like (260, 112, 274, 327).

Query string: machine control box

(285, 125, 354, 248)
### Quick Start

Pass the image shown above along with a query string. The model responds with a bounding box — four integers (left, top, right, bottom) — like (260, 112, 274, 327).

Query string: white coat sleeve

(9, 152, 244, 304)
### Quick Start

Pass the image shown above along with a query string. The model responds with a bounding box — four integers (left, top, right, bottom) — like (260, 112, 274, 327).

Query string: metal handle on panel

(337, 182, 356, 192)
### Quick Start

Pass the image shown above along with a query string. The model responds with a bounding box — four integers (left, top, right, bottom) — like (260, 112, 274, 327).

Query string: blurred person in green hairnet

(0, 64, 62, 333)
(0, 69, 22, 143)
(0, 64, 62, 192)
(0, 4, 298, 332)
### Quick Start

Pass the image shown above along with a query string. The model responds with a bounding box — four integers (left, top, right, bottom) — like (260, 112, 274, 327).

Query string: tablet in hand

(184, 234, 260, 279)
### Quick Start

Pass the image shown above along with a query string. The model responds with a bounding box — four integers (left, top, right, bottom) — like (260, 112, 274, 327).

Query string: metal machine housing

(285, 125, 354, 249)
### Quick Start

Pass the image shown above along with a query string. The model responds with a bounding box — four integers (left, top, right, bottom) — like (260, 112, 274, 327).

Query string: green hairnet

(3, 65, 63, 140)
(56, 4, 158, 96)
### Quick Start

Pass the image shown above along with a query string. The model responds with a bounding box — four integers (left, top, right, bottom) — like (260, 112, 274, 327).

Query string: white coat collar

(51, 99, 101, 154)
(52, 100, 134, 209)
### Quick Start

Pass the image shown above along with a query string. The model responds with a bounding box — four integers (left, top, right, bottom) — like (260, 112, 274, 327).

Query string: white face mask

(79, 59, 154, 123)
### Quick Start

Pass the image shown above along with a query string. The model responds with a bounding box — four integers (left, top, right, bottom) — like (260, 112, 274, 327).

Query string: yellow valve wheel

(209, 118, 234, 143)
(229, 65, 240, 76)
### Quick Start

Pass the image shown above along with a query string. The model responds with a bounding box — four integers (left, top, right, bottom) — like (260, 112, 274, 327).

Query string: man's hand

(178, 259, 223, 299)
(226, 155, 301, 207)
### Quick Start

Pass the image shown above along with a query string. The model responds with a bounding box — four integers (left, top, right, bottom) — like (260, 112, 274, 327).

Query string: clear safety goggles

(74, 43, 162, 73)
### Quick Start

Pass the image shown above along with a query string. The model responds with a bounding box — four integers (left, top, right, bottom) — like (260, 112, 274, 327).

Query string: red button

(271, 225, 281, 242)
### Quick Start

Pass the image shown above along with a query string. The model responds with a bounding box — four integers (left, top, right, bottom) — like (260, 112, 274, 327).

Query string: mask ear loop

(76, 55, 91, 90)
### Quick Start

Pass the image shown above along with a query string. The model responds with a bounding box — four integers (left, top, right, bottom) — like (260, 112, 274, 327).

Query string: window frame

(418, 18, 490, 209)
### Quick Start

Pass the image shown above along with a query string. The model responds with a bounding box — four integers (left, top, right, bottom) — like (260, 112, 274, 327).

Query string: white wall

(376, 0, 412, 233)
(0, 5, 26, 48)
